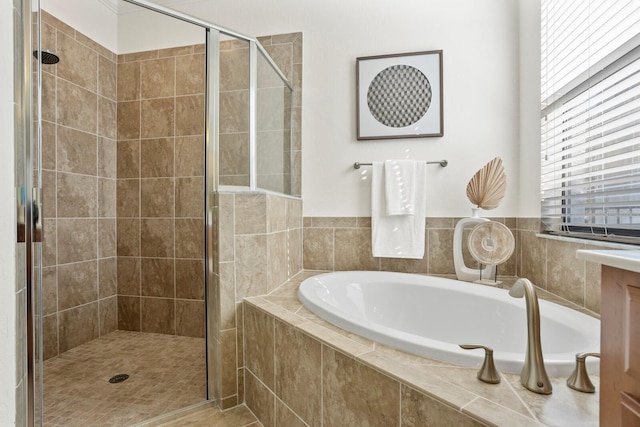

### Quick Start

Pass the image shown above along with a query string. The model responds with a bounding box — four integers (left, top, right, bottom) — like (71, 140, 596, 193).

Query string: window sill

(535, 233, 640, 250)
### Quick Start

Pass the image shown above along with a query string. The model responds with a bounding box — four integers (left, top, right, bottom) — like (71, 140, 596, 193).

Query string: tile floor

(43, 330, 208, 426)
(138, 404, 261, 427)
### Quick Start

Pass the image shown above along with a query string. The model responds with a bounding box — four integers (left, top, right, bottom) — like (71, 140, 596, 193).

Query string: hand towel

(384, 159, 418, 215)
(372, 161, 426, 259)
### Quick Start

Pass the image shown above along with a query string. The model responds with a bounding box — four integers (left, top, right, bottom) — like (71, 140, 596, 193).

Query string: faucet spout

(509, 278, 552, 394)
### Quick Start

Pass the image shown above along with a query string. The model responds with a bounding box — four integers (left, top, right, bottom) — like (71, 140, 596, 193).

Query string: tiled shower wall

(219, 33, 302, 196)
(217, 193, 303, 408)
(303, 216, 602, 314)
(116, 44, 206, 338)
(40, 11, 118, 360)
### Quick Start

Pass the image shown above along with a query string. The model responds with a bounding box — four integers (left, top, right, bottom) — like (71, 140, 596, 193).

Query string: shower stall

(17, 0, 301, 424)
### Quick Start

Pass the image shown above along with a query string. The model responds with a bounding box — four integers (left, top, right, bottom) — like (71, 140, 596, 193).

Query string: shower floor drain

(108, 374, 129, 384)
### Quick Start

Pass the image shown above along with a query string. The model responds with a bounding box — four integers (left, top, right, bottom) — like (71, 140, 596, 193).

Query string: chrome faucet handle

(567, 352, 600, 393)
(459, 344, 501, 384)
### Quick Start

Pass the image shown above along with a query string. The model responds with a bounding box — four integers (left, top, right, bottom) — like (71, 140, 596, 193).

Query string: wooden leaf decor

(466, 157, 507, 210)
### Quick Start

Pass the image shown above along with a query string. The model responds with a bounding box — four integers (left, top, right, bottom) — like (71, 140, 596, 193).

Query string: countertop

(576, 249, 640, 273)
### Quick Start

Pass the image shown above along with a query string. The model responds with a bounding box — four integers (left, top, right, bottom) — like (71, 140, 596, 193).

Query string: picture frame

(356, 50, 443, 140)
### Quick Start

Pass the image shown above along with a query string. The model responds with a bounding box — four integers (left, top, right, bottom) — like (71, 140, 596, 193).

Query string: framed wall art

(356, 50, 443, 140)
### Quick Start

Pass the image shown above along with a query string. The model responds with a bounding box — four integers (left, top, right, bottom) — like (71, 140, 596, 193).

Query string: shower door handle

(16, 187, 26, 242)
(32, 187, 42, 243)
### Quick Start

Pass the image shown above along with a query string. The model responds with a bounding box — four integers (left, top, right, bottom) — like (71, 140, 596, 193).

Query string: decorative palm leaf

(466, 157, 507, 210)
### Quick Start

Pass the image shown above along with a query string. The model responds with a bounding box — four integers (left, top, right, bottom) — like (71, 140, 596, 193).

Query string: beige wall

(303, 216, 601, 314)
(40, 11, 118, 359)
(116, 43, 206, 338)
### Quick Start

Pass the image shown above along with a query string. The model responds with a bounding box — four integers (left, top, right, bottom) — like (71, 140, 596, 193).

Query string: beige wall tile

(141, 258, 174, 298)
(58, 260, 98, 310)
(323, 346, 400, 426)
(267, 195, 287, 233)
(220, 91, 250, 133)
(267, 232, 288, 291)
(546, 239, 585, 306)
(303, 228, 333, 270)
(141, 57, 175, 99)
(141, 297, 175, 334)
(98, 137, 117, 178)
(175, 177, 203, 217)
(141, 178, 175, 218)
(117, 140, 140, 178)
(141, 98, 175, 138)
(42, 267, 57, 316)
(175, 259, 205, 300)
(245, 369, 275, 427)
(427, 229, 455, 275)
(235, 194, 266, 235)
(334, 228, 378, 271)
(57, 219, 97, 264)
(98, 257, 117, 298)
(584, 257, 601, 313)
(42, 314, 58, 360)
(42, 220, 57, 267)
(175, 95, 204, 136)
(235, 234, 267, 299)
(175, 136, 204, 177)
(98, 97, 117, 139)
(98, 178, 116, 218)
(98, 55, 117, 100)
(519, 231, 546, 288)
(99, 296, 117, 335)
(176, 300, 205, 338)
(117, 296, 140, 331)
(175, 218, 203, 258)
(140, 138, 174, 178)
(56, 173, 97, 218)
(176, 53, 205, 95)
(98, 219, 116, 258)
(117, 61, 140, 102)
(42, 170, 56, 219)
(286, 198, 302, 230)
(117, 218, 140, 257)
(57, 31, 97, 92)
(42, 121, 56, 171)
(287, 228, 302, 277)
(219, 133, 249, 177)
(221, 328, 238, 397)
(117, 101, 140, 140)
(275, 399, 307, 427)
(380, 235, 428, 274)
(218, 194, 235, 262)
(426, 217, 453, 229)
(219, 262, 236, 330)
(401, 385, 485, 427)
(311, 217, 356, 228)
(275, 321, 321, 426)
(117, 179, 139, 218)
(41, 71, 56, 122)
(117, 257, 140, 296)
(58, 302, 99, 353)
(220, 47, 249, 92)
(57, 79, 97, 133)
(141, 218, 174, 258)
(244, 304, 275, 389)
(56, 126, 97, 175)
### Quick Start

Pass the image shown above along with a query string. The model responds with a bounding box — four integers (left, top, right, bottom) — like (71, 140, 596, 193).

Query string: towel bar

(353, 160, 448, 169)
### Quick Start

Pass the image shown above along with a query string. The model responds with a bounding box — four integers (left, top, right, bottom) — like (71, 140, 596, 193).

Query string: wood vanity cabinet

(601, 265, 640, 426)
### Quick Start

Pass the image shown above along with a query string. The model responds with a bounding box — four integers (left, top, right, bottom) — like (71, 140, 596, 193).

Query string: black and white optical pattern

(367, 65, 432, 128)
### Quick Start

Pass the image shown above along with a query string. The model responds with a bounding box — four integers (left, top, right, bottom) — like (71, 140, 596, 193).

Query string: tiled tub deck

(243, 271, 599, 427)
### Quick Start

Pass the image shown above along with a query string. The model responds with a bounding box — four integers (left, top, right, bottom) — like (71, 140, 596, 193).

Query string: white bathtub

(298, 271, 600, 376)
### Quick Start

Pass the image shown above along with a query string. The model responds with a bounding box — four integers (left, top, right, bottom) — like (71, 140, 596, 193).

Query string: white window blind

(541, 0, 640, 243)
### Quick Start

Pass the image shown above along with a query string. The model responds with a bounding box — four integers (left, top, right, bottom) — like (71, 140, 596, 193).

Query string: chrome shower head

(33, 49, 60, 65)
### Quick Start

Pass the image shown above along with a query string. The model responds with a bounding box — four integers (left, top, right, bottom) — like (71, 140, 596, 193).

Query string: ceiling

(97, 0, 203, 14)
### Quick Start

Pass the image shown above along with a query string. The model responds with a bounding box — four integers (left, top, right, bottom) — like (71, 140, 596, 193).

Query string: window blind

(541, 0, 640, 243)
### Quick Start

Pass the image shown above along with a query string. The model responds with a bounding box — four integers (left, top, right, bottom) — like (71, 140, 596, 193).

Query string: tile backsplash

(303, 216, 601, 314)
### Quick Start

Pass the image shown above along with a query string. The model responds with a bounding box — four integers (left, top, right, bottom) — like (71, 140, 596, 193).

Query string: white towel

(372, 161, 426, 259)
(384, 160, 418, 215)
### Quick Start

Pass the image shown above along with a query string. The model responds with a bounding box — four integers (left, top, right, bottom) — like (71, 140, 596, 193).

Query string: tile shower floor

(43, 330, 208, 427)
